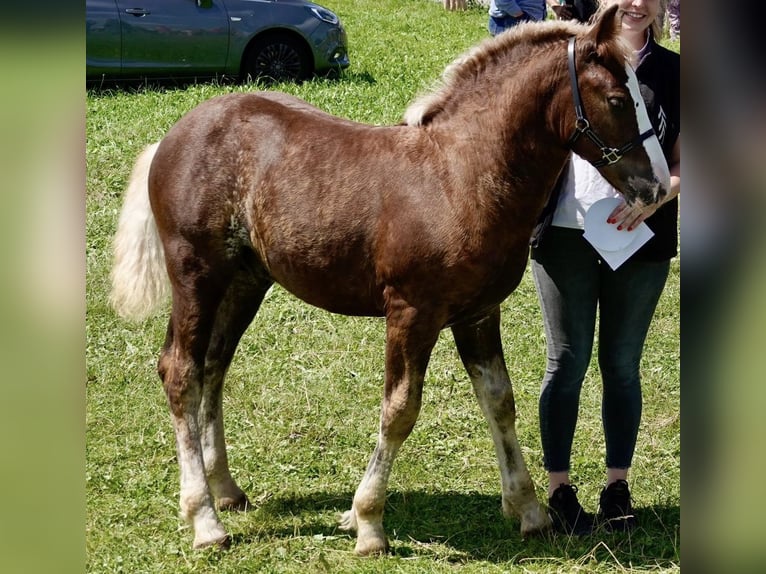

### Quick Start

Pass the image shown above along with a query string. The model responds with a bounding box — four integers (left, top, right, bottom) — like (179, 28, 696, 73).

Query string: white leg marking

(173, 415, 229, 548)
(199, 373, 248, 510)
(341, 440, 400, 555)
(470, 357, 550, 535)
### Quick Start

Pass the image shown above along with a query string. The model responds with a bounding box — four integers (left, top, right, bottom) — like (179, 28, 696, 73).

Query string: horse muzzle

(625, 174, 668, 208)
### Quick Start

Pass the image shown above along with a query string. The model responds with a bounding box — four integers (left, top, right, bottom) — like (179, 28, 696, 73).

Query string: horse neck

(430, 53, 572, 226)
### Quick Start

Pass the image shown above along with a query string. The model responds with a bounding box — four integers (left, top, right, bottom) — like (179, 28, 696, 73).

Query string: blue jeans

(531, 226, 670, 471)
(488, 13, 532, 36)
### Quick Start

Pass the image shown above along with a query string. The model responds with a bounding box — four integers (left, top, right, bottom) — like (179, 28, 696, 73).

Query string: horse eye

(607, 96, 625, 109)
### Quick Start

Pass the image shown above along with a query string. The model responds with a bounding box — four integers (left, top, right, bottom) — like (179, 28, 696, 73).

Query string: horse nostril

(655, 181, 668, 202)
(636, 181, 662, 207)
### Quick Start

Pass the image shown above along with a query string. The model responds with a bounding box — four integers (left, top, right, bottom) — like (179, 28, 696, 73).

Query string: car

(86, 0, 349, 83)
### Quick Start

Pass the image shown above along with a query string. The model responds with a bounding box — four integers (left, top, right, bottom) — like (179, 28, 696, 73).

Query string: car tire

(243, 33, 312, 83)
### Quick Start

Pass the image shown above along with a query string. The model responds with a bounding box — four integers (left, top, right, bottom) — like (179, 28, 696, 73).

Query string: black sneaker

(598, 479, 637, 532)
(548, 484, 594, 536)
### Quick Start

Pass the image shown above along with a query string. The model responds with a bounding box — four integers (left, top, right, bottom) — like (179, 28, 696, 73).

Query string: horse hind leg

(340, 295, 441, 555)
(199, 273, 273, 513)
(158, 246, 272, 549)
(158, 278, 230, 549)
(451, 308, 551, 537)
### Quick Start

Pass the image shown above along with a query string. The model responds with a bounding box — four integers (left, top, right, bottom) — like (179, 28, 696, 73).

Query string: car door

(86, 0, 122, 76)
(116, 0, 230, 76)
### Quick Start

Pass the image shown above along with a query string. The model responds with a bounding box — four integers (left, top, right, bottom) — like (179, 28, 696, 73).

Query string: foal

(111, 6, 668, 555)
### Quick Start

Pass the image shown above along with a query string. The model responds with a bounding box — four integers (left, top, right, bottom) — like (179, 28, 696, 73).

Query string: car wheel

(244, 34, 312, 82)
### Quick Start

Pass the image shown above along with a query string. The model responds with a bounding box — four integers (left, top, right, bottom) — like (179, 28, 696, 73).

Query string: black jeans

(531, 226, 670, 471)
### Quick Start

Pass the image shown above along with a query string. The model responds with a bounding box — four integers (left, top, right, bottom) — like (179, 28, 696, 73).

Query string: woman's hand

(607, 200, 659, 232)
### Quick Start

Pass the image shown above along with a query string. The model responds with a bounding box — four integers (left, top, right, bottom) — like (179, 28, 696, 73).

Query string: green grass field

(86, 2, 680, 571)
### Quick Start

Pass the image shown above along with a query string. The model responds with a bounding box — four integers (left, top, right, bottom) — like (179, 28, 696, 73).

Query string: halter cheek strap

(566, 37, 655, 168)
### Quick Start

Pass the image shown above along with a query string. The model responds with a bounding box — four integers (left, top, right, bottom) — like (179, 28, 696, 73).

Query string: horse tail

(109, 142, 170, 321)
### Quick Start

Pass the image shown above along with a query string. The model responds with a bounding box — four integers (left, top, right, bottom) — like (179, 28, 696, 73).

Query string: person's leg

(532, 228, 602, 535)
(532, 228, 600, 495)
(488, 16, 508, 36)
(597, 258, 670, 529)
(598, 258, 670, 479)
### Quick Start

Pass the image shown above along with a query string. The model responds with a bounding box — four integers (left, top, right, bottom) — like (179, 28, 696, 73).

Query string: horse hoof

(520, 505, 552, 538)
(354, 537, 390, 556)
(352, 518, 390, 556)
(217, 493, 251, 512)
(193, 533, 231, 550)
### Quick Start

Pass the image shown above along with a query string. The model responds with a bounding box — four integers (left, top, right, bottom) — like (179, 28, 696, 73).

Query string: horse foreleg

(339, 441, 401, 555)
(451, 308, 551, 537)
(340, 296, 440, 555)
(199, 278, 271, 512)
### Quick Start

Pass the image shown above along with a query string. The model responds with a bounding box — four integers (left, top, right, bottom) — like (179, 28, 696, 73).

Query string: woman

(531, 0, 680, 535)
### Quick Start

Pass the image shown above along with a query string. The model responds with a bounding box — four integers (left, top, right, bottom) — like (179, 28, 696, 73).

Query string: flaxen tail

(109, 142, 169, 321)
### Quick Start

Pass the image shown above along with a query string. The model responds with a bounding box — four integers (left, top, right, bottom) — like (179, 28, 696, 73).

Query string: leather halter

(566, 37, 655, 167)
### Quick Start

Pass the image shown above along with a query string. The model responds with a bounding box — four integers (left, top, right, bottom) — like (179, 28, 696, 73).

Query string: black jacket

(632, 41, 681, 262)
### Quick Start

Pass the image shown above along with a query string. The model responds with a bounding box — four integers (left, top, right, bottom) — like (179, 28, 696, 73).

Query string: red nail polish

(627, 226, 633, 231)
(617, 225, 623, 230)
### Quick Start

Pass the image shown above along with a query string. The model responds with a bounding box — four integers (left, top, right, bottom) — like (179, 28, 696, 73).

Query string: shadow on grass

(86, 69, 375, 96)
(230, 489, 680, 567)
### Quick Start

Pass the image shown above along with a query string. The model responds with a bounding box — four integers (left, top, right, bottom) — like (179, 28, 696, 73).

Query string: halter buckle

(601, 148, 622, 165)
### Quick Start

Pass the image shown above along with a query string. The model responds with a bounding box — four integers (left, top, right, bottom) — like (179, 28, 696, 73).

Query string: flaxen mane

(404, 19, 627, 127)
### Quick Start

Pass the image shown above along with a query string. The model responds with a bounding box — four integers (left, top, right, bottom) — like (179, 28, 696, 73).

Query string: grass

(86, 2, 680, 572)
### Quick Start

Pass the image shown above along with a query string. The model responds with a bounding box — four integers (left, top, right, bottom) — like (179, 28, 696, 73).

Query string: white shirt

(551, 153, 620, 229)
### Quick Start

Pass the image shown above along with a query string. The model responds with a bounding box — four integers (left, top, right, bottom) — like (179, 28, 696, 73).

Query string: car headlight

(309, 6, 339, 25)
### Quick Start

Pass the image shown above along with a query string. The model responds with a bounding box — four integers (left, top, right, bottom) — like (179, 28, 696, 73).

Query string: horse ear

(586, 4, 621, 47)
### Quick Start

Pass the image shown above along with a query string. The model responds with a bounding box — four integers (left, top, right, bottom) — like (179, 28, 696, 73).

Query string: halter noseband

(566, 37, 655, 168)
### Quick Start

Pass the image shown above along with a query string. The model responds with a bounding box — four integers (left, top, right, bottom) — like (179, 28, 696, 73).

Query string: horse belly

(253, 228, 385, 317)
(271, 264, 384, 317)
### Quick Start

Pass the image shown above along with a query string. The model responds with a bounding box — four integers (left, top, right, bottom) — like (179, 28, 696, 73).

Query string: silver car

(86, 0, 350, 83)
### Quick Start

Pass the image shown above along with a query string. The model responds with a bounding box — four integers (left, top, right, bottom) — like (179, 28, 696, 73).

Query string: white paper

(583, 198, 654, 270)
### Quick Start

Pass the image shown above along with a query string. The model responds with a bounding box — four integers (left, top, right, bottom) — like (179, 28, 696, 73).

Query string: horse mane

(403, 19, 628, 127)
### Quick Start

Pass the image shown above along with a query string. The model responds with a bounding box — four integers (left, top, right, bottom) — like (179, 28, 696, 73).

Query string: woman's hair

(596, 0, 667, 39)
